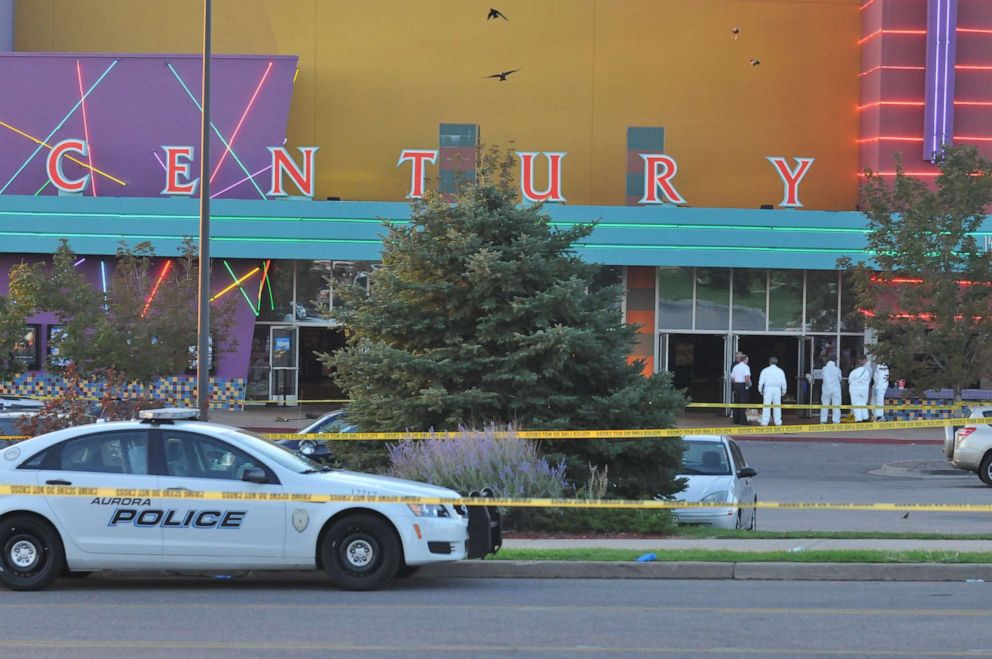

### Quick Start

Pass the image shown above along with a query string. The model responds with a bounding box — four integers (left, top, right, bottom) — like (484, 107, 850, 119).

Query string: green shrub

(503, 508, 676, 535)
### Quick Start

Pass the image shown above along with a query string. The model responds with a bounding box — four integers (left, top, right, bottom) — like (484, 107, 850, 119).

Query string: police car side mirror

(738, 467, 757, 478)
(241, 467, 268, 484)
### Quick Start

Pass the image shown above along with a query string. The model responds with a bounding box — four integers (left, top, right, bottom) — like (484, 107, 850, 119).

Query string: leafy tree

(10, 239, 236, 399)
(842, 145, 992, 401)
(322, 149, 686, 497)
(0, 289, 32, 380)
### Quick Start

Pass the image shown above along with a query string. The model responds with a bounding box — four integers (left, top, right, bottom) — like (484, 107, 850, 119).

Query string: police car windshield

(224, 429, 325, 473)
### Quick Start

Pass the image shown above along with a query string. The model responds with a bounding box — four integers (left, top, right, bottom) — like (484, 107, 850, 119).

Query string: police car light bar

(138, 408, 200, 421)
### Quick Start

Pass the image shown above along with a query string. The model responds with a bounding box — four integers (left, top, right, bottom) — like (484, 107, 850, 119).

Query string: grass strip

(671, 529, 992, 541)
(494, 548, 992, 563)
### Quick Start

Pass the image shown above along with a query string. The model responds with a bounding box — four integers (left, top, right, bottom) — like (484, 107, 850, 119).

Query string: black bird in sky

(488, 8, 508, 21)
(486, 69, 519, 81)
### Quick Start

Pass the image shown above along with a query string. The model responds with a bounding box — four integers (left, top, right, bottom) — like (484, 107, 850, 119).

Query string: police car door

(40, 429, 161, 555)
(155, 430, 285, 557)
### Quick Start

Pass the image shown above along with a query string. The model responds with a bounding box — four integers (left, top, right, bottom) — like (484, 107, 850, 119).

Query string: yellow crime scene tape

(1, 484, 991, 513)
(260, 416, 967, 441)
(0, 416, 966, 443)
(687, 402, 962, 410)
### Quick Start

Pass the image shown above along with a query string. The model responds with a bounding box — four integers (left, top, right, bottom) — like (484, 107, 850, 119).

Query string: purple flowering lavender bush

(387, 427, 676, 534)
(387, 427, 570, 499)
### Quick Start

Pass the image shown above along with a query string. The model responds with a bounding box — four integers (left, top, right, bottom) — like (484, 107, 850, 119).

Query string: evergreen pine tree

(324, 149, 686, 497)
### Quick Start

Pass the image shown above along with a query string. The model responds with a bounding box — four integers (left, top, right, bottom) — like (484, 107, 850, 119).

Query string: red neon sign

(638, 155, 686, 205)
(517, 152, 567, 203)
(396, 149, 438, 199)
(267, 146, 319, 197)
(767, 157, 815, 208)
(46, 139, 91, 193)
(161, 146, 199, 195)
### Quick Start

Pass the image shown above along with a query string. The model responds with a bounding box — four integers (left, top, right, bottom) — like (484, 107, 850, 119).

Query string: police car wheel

(0, 516, 63, 591)
(322, 514, 400, 591)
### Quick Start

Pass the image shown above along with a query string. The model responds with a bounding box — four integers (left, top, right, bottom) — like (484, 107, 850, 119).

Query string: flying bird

(749, 58, 760, 66)
(486, 69, 519, 81)
(488, 8, 508, 20)
(731, 27, 740, 39)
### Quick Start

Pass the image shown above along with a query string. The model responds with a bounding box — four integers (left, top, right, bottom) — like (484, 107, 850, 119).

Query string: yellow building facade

(15, 0, 861, 210)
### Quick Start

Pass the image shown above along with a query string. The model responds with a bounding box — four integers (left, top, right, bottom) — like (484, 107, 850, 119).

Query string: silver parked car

(672, 435, 757, 530)
(276, 410, 358, 465)
(945, 405, 992, 485)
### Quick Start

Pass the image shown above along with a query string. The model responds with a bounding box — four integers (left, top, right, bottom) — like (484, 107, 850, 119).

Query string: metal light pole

(196, 0, 212, 420)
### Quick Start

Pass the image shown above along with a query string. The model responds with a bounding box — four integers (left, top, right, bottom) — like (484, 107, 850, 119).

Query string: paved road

(739, 439, 992, 533)
(1, 575, 990, 657)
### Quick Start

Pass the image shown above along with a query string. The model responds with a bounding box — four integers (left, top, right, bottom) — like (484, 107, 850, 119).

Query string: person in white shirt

(819, 360, 843, 424)
(872, 362, 890, 421)
(848, 355, 873, 422)
(757, 356, 787, 426)
(730, 353, 752, 425)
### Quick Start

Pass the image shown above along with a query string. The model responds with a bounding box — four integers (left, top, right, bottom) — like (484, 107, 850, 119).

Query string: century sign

(44, 141, 816, 208)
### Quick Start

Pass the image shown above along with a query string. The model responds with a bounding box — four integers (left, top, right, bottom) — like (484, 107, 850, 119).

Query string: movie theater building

(0, 1, 990, 410)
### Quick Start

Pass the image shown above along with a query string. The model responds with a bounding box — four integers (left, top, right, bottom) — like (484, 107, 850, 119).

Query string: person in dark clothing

(730, 352, 751, 425)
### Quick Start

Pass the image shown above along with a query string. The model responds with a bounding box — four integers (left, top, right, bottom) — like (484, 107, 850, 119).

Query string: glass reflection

(732, 270, 766, 331)
(805, 271, 838, 332)
(246, 326, 270, 401)
(695, 268, 730, 330)
(768, 269, 804, 331)
(256, 260, 294, 322)
(658, 267, 693, 330)
(297, 260, 333, 321)
(840, 272, 865, 332)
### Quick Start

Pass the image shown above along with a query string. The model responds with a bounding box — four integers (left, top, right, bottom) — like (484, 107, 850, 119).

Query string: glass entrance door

(724, 334, 739, 410)
(269, 326, 298, 405)
(798, 337, 814, 418)
(661, 333, 726, 405)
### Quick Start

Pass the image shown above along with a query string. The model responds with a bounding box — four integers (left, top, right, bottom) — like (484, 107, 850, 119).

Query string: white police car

(0, 409, 499, 591)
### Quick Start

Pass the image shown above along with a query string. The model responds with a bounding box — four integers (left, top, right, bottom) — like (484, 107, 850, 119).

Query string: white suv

(945, 405, 992, 485)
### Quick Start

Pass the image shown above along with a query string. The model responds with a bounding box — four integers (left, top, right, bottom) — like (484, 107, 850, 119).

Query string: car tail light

(956, 427, 977, 446)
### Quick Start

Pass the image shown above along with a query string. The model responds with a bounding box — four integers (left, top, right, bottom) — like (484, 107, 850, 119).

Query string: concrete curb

(417, 561, 992, 582)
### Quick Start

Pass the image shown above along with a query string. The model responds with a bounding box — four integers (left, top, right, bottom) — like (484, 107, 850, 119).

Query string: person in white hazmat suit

(819, 360, 843, 424)
(872, 362, 890, 421)
(758, 356, 788, 426)
(848, 355, 873, 422)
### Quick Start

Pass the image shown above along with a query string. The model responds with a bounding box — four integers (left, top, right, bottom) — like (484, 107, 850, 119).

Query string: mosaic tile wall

(885, 398, 957, 421)
(0, 373, 246, 410)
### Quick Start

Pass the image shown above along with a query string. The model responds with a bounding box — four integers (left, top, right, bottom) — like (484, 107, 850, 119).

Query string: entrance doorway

(298, 327, 347, 403)
(663, 334, 725, 403)
(735, 335, 805, 414)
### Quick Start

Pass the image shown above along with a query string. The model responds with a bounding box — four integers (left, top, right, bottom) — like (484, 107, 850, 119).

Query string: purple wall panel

(0, 53, 296, 198)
